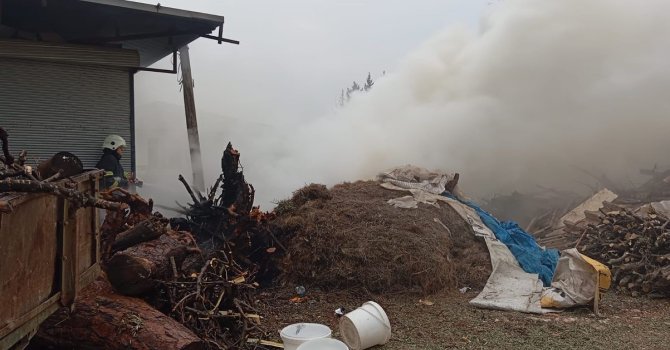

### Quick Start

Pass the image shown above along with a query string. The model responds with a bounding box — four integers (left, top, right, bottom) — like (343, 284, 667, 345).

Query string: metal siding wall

(0, 39, 140, 68)
(0, 58, 131, 171)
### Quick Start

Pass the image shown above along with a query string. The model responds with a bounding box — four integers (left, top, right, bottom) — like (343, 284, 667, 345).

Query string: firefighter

(96, 134, 131, 189)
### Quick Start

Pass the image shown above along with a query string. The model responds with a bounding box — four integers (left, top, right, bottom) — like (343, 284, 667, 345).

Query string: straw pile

(273, 181, 491, 293)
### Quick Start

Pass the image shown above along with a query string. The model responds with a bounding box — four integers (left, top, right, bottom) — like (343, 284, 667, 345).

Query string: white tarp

(543, 248, 600, 308)
(379, 165, 600, 314)
(378, 165, 458, 195)
(384, 188, 453, 209)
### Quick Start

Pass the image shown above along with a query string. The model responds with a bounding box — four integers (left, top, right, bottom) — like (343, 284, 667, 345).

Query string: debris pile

(178, 142, 281, 283)
(33, 143, 275, 349)
(531, 167, 670, 251)
(161, 249, 261, 350)
(578, 206, 670, 297)
(274, 180, 491, 293)
(533, 189, 619, 250)
(525, 172, 670, 297)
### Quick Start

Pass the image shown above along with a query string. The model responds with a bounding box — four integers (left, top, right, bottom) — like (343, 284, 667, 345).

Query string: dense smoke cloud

(137, 0, 670, 210)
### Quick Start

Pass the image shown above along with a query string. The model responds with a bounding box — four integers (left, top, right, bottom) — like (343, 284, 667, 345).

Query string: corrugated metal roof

(80, 0, 225, 23)
(1, 0, 226, 67)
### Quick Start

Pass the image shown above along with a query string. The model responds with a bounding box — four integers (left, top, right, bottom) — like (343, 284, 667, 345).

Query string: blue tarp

(444, 193, 559, 286)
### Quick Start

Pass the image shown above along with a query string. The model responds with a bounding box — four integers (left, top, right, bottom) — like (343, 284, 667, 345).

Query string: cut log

(31, 279, 205, 350)
(112, 217, 167, 253)
(106, 231, 199, 296)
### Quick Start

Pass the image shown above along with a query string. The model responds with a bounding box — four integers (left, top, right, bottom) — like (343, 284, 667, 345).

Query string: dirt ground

(256, 287, 670, 350)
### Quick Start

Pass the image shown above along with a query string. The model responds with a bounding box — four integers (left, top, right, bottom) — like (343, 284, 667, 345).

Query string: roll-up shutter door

(0, 57, 132, 172)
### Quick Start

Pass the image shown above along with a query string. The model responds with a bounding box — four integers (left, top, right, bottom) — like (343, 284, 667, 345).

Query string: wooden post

(179, 45, 206, 191)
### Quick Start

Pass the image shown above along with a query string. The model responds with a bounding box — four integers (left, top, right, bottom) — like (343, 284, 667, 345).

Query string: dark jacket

(96, 148, 128, 188)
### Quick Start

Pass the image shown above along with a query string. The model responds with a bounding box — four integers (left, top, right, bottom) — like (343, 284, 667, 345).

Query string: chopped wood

(579, 209, 670, 296)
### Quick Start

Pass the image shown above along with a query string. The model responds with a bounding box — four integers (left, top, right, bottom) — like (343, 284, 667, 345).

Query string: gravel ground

(256, 287, 670, 350)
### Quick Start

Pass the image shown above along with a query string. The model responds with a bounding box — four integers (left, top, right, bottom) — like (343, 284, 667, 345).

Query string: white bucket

(340, 301, 391, 350)
(297, 338, 349, 350)
(280, 323, 332, 350)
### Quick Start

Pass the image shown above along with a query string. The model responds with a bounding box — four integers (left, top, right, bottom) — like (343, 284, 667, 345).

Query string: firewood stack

(577, 205, 670, 297)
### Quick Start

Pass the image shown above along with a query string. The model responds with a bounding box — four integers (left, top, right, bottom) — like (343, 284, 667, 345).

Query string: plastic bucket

(340, 301, 391, 350)
(280, 323, 332, 350)
(297, 338, 349, 350)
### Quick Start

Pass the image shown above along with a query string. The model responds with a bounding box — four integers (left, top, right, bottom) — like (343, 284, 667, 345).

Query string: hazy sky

(131, 0, 670, 212)
(134, 0, 488, 122)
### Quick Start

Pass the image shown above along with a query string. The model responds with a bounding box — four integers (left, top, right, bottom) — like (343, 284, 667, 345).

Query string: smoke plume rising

(137, 0, 670, 210)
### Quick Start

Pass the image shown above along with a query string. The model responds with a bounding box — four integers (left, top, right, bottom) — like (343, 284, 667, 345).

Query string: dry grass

(272, 181, 491, 293)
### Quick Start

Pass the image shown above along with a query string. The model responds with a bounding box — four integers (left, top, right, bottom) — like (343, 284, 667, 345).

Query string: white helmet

(102, 135, 126, 150)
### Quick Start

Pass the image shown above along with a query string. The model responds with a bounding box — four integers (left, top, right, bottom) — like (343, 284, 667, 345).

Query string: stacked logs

(578, 207, 670, 297)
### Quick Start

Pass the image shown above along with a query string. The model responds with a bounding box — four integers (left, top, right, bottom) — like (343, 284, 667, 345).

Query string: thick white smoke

(137, 0, 670, 209)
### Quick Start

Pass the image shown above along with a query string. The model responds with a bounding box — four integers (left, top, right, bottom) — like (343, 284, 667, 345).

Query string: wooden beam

(179, 45, 205, 191)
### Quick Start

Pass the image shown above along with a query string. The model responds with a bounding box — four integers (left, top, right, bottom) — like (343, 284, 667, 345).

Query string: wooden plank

(68, 170, 102, 276)
(0, 296, 60, 350)
(75, 207, 92, 274)
(0, 294, 60, 339)
(92, 173, 101, 266)
(0, 195, 58, 327)
(79, 264, 101, 290)
(60, 200, 78, 307)
(0, 193, 44, 211)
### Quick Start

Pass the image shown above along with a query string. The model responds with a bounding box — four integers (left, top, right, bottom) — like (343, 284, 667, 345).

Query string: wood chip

(247, 338, 284, 348)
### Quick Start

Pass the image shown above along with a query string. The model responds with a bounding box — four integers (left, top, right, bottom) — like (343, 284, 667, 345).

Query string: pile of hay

(273, 181, 491, 293)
